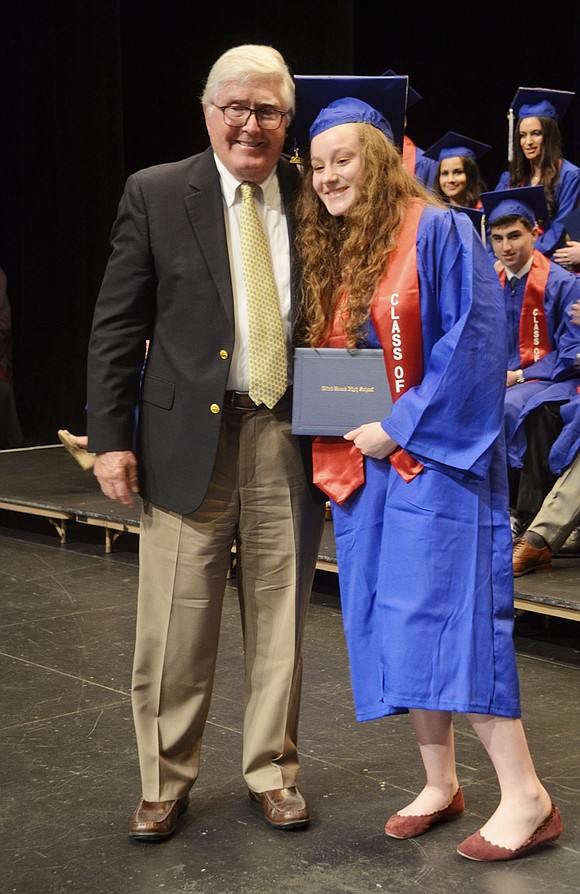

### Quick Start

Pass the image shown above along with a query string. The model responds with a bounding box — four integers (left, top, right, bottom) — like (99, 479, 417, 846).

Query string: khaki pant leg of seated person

(525, 452, 580, 555)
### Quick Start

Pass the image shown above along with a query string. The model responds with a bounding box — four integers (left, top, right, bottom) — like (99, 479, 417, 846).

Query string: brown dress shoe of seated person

(512, 536, 552, 577)
(249, 786, 310, 829)
(129, 796, 189, 841)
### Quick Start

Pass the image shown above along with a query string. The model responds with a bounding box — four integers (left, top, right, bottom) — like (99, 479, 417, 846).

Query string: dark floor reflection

(1, 515, 579, 894)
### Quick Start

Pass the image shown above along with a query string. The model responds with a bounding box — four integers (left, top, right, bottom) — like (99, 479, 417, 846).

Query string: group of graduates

(398, 77, 580, 575)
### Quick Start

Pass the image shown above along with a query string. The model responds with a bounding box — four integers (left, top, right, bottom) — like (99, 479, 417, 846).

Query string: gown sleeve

(382, 207, 508, 481)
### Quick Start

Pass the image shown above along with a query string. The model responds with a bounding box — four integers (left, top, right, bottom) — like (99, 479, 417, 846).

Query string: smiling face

(519, 116, 544, 164)
(438, 156, 468, 205)
(490, 219, 538, 272)
(310, 123, 364, 217)
(203, 75, 289, 183)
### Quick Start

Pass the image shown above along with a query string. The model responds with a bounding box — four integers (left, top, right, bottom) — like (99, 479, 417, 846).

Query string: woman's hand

(343, 422, 398, 459)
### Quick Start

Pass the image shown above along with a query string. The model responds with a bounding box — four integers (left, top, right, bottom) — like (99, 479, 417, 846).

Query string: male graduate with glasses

(86, 44, 325, 842)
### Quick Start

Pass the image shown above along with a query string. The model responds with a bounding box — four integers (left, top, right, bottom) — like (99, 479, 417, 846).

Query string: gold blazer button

(219, 350, 229, 360)
(210, 403, 221, 414)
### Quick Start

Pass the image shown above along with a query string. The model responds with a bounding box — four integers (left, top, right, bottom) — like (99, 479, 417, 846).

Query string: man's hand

(93, 450, 139, 506)
(343, 422, 397, 459)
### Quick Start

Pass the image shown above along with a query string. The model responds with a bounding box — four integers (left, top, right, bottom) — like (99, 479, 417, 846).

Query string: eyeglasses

(212, 104, 288, 130)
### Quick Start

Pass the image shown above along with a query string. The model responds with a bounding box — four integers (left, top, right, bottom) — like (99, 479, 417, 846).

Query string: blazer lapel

(184, 148, 234, 327)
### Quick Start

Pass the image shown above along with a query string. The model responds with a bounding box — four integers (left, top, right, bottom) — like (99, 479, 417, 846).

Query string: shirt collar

(213, 153, 278, 208)
(505, 256, 533, 280)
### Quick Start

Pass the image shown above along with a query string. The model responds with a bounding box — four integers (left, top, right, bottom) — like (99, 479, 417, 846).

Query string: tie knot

(241, 181, 258, 202)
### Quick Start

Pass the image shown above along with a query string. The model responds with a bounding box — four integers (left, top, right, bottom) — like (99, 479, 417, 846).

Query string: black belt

(225, 390, 261, 410)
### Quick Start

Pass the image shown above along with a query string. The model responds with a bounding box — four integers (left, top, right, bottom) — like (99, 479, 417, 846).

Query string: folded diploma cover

(291, 348, 393, 435)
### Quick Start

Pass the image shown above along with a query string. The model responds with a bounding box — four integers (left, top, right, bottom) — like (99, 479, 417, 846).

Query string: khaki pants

(527, 452, 580, 554)
(132, 400, 325, 800)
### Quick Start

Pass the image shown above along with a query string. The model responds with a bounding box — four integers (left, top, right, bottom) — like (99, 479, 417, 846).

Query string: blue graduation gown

(331, 207, 522, 722)
(549, 394, 580, 473)
(503, 258, 580, 468)
(495, 159, 580, 257)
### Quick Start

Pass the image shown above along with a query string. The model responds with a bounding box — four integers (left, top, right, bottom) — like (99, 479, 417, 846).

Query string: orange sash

(312, 199, 425, 503)
(499, 250, 551, 367)
(402, 135, 416, 175)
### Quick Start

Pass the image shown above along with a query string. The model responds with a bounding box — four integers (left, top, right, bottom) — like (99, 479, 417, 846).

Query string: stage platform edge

(1, 445, 579, 621)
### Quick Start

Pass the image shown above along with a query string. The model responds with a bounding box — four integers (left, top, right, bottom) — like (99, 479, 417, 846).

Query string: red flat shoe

(385, 787, 464, 839)
(456, 804, 563, 861)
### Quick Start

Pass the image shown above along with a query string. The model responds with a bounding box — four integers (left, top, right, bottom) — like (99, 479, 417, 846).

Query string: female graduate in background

(423, 131, 490, 209)
(495, 87, 580, 257)
(294, 87, 563, 862)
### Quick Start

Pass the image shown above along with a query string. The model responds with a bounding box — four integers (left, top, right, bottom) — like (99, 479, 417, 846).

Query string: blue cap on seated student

(509, 87, 575, 123)
(381, 68, 422, 108)
(293, 74, 408, 160)
(481, 185, 548, 228)
(380, 68, 438, 190)
(423, 131, 492, 163)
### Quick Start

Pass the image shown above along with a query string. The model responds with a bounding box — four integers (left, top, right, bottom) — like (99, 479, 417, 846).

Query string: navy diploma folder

(291, 348, 393, 436)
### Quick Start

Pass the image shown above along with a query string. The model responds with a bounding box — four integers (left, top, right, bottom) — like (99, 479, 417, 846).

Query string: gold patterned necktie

(239, 181, 287, 408)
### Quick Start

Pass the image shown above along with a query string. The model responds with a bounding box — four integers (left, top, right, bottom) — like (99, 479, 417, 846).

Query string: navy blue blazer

(87, 147, 309, 514)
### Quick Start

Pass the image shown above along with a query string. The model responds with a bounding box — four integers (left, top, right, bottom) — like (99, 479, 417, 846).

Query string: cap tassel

(289, 146, 303, 165)
(508, 108, 514, 163)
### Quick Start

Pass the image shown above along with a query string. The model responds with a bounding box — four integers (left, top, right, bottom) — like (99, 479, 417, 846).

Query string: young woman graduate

(294, 85, 563, 862)
(495, 87, 580, 258)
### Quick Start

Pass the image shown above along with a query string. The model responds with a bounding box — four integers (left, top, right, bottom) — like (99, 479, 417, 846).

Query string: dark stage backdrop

(2, 1, 579, 444)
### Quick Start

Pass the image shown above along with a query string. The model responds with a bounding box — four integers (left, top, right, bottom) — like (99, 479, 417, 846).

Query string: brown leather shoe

(513, 537, 552, 577)
(129, 796, 189, 841)
(249, 786, 310, 829)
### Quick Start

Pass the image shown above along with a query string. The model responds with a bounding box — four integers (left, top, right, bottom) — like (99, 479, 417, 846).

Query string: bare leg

(466, 713, 552, 850)
(396, 709, 460, 815)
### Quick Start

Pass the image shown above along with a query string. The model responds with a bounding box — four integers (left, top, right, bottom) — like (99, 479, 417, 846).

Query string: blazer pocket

(141, 374, 175, 410)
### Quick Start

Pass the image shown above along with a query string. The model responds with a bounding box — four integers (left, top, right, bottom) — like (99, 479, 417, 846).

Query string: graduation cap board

(423, 131, 491, 162)
(507, 86, 575, 161)
(292, 75, 408, 160)
(480, 186, 548, 227)
(562, 207, 580, 242)
(381, 69, 421, 108)
(452, 206, 486, 244)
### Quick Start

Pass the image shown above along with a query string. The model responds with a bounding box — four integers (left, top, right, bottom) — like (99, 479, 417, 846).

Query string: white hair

(201, 44, 295, 118)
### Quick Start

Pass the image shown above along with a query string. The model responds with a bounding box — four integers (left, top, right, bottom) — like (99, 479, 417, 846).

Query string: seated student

(382, 69, 438, 189)
(423, 131, 490, 209)
(495, 87, 580, 258)
(513, 394, 580, 574)
(480, 186, 580, 525)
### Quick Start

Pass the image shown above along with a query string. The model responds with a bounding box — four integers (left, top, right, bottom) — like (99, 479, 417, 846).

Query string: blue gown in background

(495, 160, 580, 257)
(331, 207, 522, 722)
(502, 260, 580, 469)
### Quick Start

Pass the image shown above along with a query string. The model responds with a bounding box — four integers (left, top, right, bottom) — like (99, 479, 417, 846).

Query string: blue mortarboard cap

(452, 206, 486, 244)
(562, 207, 580, 241)
(480, 186, 548, 226)
(510, 86, 575, 122)
(423, 131, 491, 162)
(309, 97, 393, 143)
(293, 75, 408, 156)
(381, 69, 421, 108)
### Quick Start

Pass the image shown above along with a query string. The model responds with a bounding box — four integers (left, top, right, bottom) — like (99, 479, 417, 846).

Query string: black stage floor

(1, 444, 579, 620)
(1, 495, 580, 893)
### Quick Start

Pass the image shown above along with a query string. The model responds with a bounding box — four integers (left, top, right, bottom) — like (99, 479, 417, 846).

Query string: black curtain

(2, 1, 579, 445)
